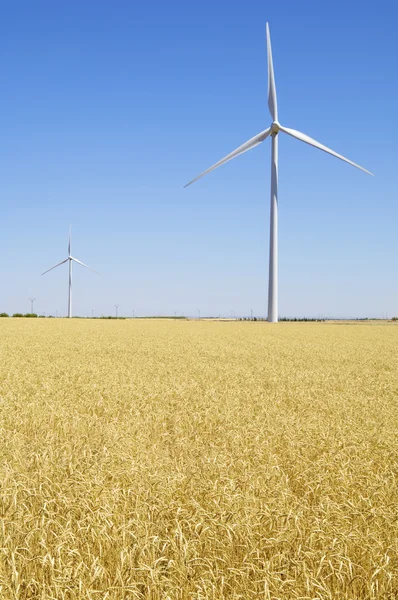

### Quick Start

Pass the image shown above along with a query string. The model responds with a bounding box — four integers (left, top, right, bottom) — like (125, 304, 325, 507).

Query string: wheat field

(0, 319, 397, 599)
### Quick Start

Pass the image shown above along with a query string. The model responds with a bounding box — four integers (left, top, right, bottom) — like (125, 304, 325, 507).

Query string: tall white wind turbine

(185, 23, 373, 322)
(41, 228, 98, 318)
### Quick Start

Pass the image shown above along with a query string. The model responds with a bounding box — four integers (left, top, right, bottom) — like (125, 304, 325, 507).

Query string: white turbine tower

(41, 228, 97, 318)
(185, 23, 373, 323)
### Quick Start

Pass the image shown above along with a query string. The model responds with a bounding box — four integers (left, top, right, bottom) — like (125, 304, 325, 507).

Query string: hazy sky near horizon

(1, 0, 397, 318)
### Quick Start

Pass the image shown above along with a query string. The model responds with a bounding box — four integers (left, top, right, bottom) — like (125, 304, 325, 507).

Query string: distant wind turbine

(29, 297, 36, 314)
(41, 228, 98, 318)
(185, 23, 373, 323)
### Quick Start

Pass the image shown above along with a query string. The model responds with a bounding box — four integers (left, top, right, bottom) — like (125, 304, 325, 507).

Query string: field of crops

(0, 319, 397, 599)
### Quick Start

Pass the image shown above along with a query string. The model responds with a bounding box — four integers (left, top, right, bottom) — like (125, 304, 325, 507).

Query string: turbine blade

(184, 128, 271, 187)
(279, 125, 373, 175)
(266, 23, 278, 122)
(68, 226, 71, 255)
(41, 258, 69, 276)
(71, 256, 98, 274)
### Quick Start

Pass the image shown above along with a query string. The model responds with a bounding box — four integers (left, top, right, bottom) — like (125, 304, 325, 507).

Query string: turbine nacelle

(271, 121, 280, 134)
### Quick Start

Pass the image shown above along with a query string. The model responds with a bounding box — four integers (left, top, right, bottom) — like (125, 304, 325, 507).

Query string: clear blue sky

(1, 0, 397, 318)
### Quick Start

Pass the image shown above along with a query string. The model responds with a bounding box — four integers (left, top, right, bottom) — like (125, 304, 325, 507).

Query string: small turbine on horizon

(41, 228, 98, 318)
(29, 297, 36, 314)
(185, 23, 373, 323)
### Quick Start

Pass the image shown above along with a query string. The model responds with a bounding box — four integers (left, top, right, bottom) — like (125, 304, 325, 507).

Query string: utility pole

(114, 304, 119, 318)
(29, 297, 36, 314)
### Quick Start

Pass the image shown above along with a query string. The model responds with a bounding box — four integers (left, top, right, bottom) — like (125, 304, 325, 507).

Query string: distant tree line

(0, 314, 129, 319)
(239, 316, 326, 322)
(0, 313, 39, 318)
(279, 317, 326, 322)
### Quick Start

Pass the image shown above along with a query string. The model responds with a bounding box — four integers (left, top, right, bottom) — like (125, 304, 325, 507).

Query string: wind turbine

(41, 228, 97, 318)
(185, 23, 373, 323)
(28, 297, 36, 314)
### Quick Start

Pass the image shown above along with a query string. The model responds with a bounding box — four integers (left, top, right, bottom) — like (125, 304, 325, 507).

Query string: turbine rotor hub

(271, 121, 280, 134)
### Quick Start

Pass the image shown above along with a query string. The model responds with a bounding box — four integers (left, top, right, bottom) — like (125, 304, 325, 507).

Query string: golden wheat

(0, 319, 397, 599)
